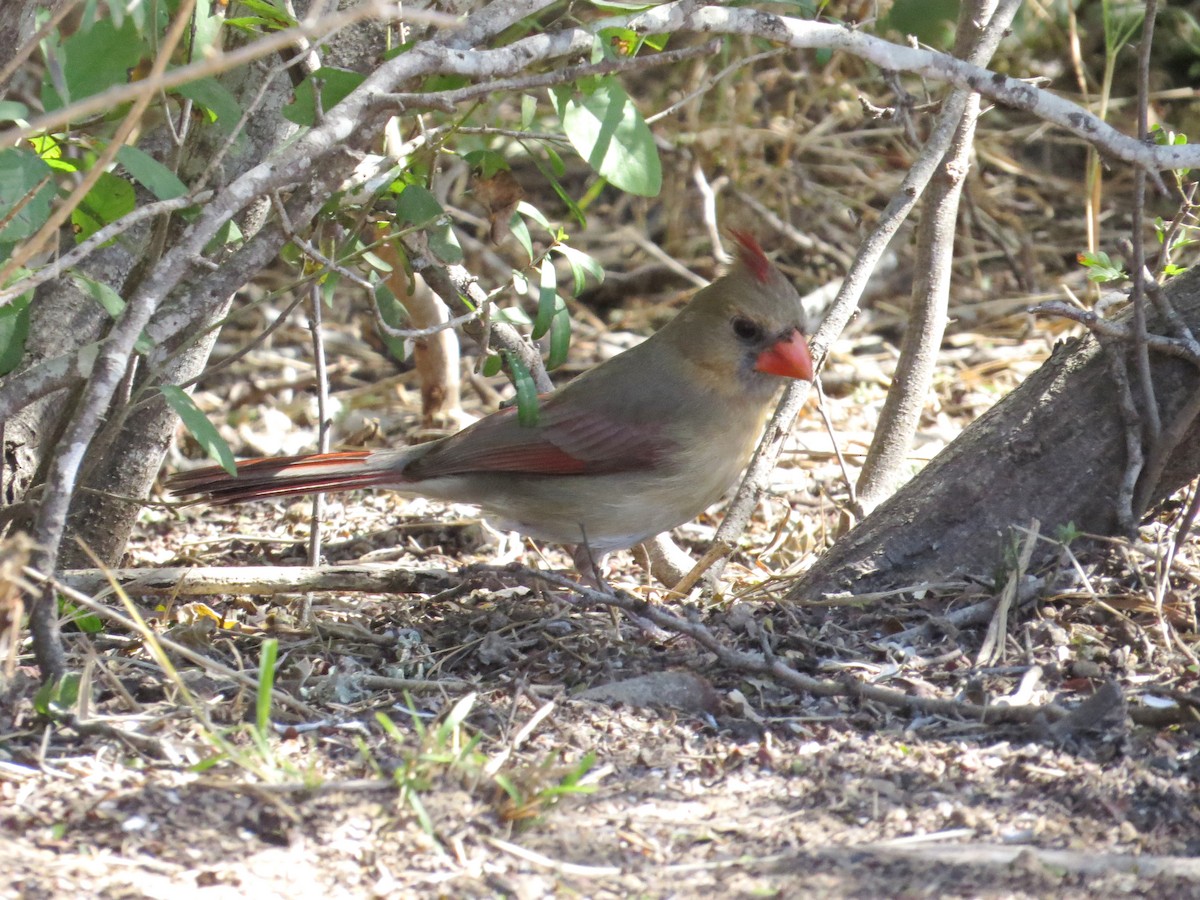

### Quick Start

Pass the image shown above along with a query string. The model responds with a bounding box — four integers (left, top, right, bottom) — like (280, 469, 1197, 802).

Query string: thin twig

(403, 236, 553, 393)
(307, 282, 330, 569)
(1127, 0, 1162, 445)
(0, 193, 213, 307)
(374, 39, 722, 115)
(21, 566, 320, 717)
(1172, 480, 1200, 558)
(814, 379, 857, 510)
(701, 0, 1022, 586)
(692, 162, 729, 263)
(647, 47, 785, 125)
(1104, 340, 1146, 532)
(1030, 302, 1200, 367)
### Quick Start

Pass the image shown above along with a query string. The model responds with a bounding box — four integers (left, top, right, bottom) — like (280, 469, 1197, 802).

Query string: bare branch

(0, 2, 458, 150)
(0, 194, 212, 308)
(625, 3, 1200, 173)
(855, 0, 1009, 516)
(702, 0, 1022, 585)
(401, 237, 554, 394)
(57, 564, 460, 596)
(526, 567, 1178, 728)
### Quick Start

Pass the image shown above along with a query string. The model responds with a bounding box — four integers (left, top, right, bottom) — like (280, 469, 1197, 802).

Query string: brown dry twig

(21, 567, 320, 717)
(58, 564, 461, 597)
(520, 567, 1191, 728)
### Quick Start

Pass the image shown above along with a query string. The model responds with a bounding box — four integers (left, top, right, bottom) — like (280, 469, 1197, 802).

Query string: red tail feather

(168, 451, 392, 505)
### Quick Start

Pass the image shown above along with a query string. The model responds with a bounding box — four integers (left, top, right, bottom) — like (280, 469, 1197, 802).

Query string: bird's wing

(404, 399, 671, 478)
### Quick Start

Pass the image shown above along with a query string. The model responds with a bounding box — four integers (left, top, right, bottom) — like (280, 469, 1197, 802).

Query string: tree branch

(526, 567, 1185, 728)
(626, 3, 1198, 174)
(702, 0, 1021, 584)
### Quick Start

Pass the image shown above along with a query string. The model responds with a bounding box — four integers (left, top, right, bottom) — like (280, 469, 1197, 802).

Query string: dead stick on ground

(58, 564, 461, 597)
(21, 567, 320, 717)
(520, 566, 1193, 728)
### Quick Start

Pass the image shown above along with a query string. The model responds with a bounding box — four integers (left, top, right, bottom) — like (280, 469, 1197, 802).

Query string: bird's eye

(731, 316, 763, 342)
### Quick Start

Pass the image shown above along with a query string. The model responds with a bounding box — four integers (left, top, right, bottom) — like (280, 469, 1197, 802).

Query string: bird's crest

(729, 230, 772, 284)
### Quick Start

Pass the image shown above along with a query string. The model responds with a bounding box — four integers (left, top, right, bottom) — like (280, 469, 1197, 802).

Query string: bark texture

(56, 58, 298, 570)
(790, 266, 1200, 599)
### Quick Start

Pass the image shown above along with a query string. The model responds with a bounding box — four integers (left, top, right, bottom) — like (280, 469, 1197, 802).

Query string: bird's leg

(571, 543, 613, 595)
(569, 543, 671, 640)
(476, 519, 524, 566)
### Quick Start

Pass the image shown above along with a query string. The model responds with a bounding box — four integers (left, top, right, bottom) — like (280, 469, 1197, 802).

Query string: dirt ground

(6, 16, 1200, 896)
(4, 304, 1200, 897)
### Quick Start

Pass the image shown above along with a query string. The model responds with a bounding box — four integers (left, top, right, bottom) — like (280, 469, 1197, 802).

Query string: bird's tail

(167, 450, 405, 505)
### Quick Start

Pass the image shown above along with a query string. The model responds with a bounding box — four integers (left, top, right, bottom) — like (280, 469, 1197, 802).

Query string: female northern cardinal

(169, 232, 813, 572)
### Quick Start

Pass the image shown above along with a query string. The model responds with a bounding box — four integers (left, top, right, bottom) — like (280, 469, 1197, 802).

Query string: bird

(168, 232, 814, 577)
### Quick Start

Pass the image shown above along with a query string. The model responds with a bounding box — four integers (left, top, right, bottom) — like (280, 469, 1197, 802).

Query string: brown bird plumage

(169, 233, 813, 568)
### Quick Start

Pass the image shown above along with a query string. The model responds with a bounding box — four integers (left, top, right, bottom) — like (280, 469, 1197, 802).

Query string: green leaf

(553, 78, 662, 197)
(116, 145, 188, 200)
(523, 149, 585, 229)
(34, 672, 82, 716)
(222, 15, 276, 31)
(521, 94, 537, 130)
(361, 248, 393, 273)
(442, 692, 476, 732)
(282, 67, 365, 126)
(256, 638, 278, 740)
(189, 0, 225, 56)
(543, 144, 567, 178)
(71, 272, 124, 318)
(493, 305, 532, 326)
(583, 0, 658, 9)
(0, 100, 29, 123)
(396, 184, 444, 228)
(517, 200, 552, 232)
(0, 148, 56, 243)
(427, 222, 463, 264)
(69, 273, 154, 354)
(72, 171, 136, 242)
(374, 282, 410, 362)
(395, 184, 461, 261)
(63, 601, 104, 633)
(0, 294, 31, 376)
(547, 299, 571, 370)
(160, 385, 236, 475)
(532, 257, 558, 339)
(176, 78, 243, 133)
(504, 352, 540, 427)
(509, 212, 532, 261)
(206, 217, 244, 254)
(1077, 250, 1127, 283)
(493, 772, 523, 804)
(461, 149, 508, 179)
(641, 33, 669, 52)
(481, 353, 503, 377)
(41, 17, 145, 111)
(554, 243, 604, 294)
(882, 0, 958, 48)
(232, 0, 297, 28)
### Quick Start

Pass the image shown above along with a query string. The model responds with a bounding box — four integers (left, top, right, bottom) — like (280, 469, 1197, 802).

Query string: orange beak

(755, 330, 813, 381)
